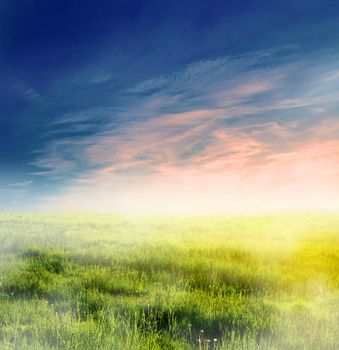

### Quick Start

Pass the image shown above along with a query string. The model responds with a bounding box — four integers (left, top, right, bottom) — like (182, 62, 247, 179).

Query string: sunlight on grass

(0, 213, 338, 349)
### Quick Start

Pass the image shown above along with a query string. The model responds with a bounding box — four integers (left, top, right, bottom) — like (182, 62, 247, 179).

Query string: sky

(1, 0, 339, 213)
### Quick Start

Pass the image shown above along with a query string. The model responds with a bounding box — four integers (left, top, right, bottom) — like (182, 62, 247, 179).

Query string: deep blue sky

(1, 0, 339, 211)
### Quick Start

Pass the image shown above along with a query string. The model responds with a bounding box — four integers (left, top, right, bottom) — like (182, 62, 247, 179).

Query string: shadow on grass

(137, 301, 275, 343)
(1, 248, 146, 301)
(0, 247, 276, 347)
(2, 249, 67, 298)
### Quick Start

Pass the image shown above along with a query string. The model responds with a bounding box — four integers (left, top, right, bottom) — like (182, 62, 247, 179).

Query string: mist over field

(1, 0, 339, 349)
(0, 213, 338, 349)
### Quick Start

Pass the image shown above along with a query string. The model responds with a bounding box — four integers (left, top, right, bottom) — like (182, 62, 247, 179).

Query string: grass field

(0, 213, 338, 349)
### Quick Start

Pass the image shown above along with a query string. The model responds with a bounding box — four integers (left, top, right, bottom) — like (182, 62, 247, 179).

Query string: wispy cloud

(7, 180, 33, 188)
(31, 49, 339, 212)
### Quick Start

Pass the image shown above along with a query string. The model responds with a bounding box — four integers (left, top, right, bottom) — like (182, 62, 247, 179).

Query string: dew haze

(1, 1, 339, 349)
(0, 214, 338, 349)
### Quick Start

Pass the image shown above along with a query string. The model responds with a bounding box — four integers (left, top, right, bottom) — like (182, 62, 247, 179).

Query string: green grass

(0, 213, 338, 349)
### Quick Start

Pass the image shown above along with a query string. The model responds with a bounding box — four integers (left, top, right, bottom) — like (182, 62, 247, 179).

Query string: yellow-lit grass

(0, 213, 338, 349)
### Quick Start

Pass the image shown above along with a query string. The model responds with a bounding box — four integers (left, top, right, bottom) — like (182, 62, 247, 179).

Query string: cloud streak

(7, 180, 33, 188)
(31, 49, 339, 212)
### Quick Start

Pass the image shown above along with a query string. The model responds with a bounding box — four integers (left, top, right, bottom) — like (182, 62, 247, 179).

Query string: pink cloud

(51, 127, 339, 213)
(40, 52, 339, 213)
